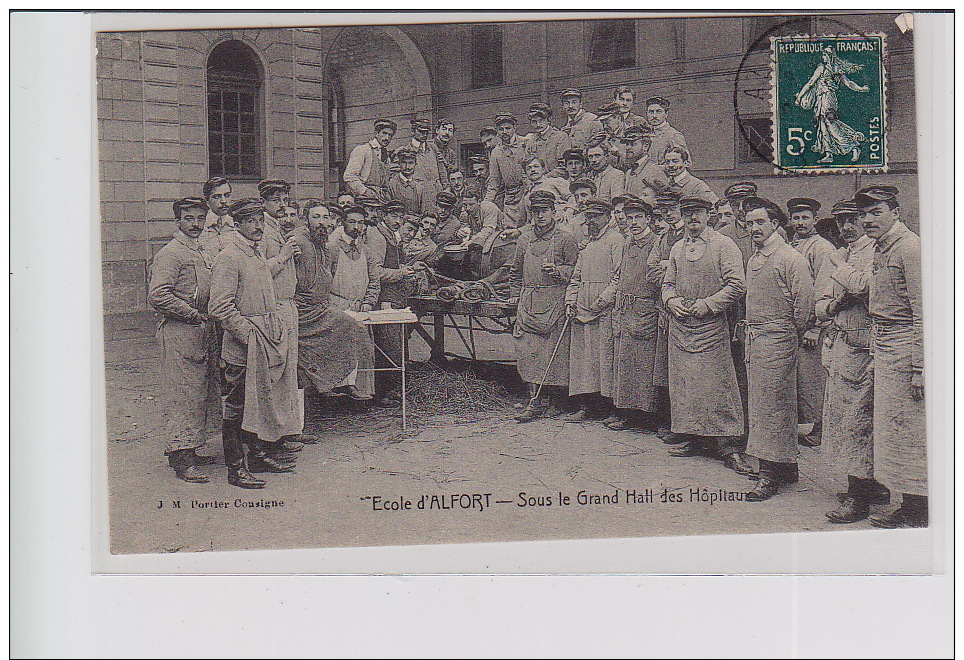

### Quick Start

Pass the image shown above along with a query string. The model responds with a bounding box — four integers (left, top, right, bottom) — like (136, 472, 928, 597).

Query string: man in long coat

(343, 118, 396, 198)
(292, 202, 375, 400)
(148, 197, 220, 483)
(485, 111, 530, 225)
(564, 199, 624, 422)
(787, 197, 836, 446)
(830, 185, 926, 528)
(607, 196, 661, 430)
(816, 199, 888, 523)
(209, 199, 300, 489)
(661, 197, 751, 475)
(586, 138, 625, 204)
(511, 190, 580, 422)
(525, 102, 573, 178)
(741, 197, 815, 501)
(623, 124, 667, 199)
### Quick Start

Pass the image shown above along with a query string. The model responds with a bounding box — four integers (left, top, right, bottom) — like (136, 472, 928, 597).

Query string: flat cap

(435, 190, 459, 208)
(569, 177, 597, 194)
(527, 102, 552, 119)
(393, 146, 418, 160)
(228, 198, 264, 219)
(830, 199, 860, 216)
(560, 88, 583, 99)
(743, 196, 788, 224)
(343, 204, 369, 217)
(493, 111, 517, 125)
(468, 154, 489, 165)
(381, 200, 407, 214)
(582, 198, 614, 217)
(479, 125, 498, 137)
(356, 196, 384, 209)
(585, 133, 609, 149)
(854, 185, 899, 208)
(622, 196, 654, 214)
(595, 101, 622, 118)
(645, 96, 671, 109)
(561, 148, 586, 162)
(173, 197, 208, 215)
(724, 181, 758, 200)
(527, 189, 557, 209)
(257, 179, 290, 197)
(654, 190, 683, 206)
(621, 123, 655, 142)
(410, 117, 432, 130)
(679, 196, 714, 212)
(787, 197, 822, 214)
(373, 118, 397, 132)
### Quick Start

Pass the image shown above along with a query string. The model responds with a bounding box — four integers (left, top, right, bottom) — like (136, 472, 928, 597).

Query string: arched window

(207, 40, 262, 179)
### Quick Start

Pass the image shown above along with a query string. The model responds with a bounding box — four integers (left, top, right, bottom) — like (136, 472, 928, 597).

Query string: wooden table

(408, 296, 517, 364)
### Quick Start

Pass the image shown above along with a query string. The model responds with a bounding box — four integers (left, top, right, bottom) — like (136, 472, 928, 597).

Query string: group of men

(146, 83, 926, 529)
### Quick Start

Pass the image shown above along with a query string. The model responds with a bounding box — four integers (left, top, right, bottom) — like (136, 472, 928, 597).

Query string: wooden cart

(408, 295, 517, 364)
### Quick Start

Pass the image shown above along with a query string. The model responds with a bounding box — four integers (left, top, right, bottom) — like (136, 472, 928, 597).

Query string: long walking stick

(528, 313, 573, 407)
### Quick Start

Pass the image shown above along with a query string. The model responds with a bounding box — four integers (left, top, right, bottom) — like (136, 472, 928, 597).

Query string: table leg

(401, 323, 407, 430)
(431, 312, 446, 364)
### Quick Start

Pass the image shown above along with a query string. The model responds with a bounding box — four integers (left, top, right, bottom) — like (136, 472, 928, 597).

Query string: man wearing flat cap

(585, 138, 625, 205)
(468, 153, 490, 192)
(386, 146, 429, 216)
(561, 148, 588, 184)
(788, 197, 835, 447)
(561, 88, 605, 151)
(209, 199, 301, 489)
(661, 197, 750, 475)
(623, 124, 668, 201)
(717, 181, 759, 267)
(148, 197, 220, 483)
(645, 96, 688, 164)
(511, 190, 581, 422)
(595, 102, 629, 168)
(432, 190, 467, 247)
(324, 202, 381, 314)
(740, 196, 815, 501)
(608, 196, 662, 430)
(486, 111, 531, 224)
(479, 126, 498, 154)
(344, 118, 396, 198)
(828, 185, 926, 528)
(564, 199, 624, 423)
(815, 199, 888, 523)
(522, 155, 572, 217)
(524, 102, 573, 179)
(557, 177, 595, 244)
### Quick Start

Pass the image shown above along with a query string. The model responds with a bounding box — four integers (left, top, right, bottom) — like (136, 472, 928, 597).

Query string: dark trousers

(219, 361, 246, 424)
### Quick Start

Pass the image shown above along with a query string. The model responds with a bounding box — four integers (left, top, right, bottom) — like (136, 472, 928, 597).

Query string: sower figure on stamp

(209, 199, 301, 489)
(292, 201, 375, 403)
(817, 199, 889, 523)
(607, 196, 661, 431)
(741, 197, 815, 501)
(660, 197, 751, 475)
(564, 199, 624, 423)
(511, 190, 580, 423)
(787, 197, 836, 447)
(831, 186, 927, 528)
(148, 197, 221, 483)
(259, 179, 307, 456)
(645, 190, 686, 441)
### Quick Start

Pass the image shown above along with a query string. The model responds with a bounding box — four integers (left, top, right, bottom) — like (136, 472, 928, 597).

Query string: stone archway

(324, 25, 433, 156)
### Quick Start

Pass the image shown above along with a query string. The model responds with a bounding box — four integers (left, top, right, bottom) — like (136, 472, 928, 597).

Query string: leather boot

(222, 422, 265, 489)
(723, 451, 754, 476)
(827, 496, 870, 523)
(870, 494, 928, 528)
(190, 449, 217, 466)
(515, 398, 548, 423)
(169, 448, 210, 483)
(246, 434, 295, 473)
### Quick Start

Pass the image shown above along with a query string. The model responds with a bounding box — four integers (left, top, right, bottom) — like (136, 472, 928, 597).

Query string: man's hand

(666, 297, 689, 318)
(280, 237, 301, 260)
(501, 228, 522, 240)
(360, 303, 373, 312)
(689, 299, 711, 318)
(911, 372, 924, 401)
(565, 304, 575, 318)
(400, 265, 416, 278)
(802, 328, 821, 349)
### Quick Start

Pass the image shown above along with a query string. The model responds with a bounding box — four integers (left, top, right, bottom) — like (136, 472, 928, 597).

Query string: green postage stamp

(771, 34, 887, 174)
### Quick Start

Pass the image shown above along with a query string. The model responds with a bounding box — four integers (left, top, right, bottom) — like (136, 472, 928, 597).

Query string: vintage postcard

(95, 11, 939, 562)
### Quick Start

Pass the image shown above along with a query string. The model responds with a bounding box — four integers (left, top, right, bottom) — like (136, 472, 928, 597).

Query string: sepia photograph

(92, 11, 938, 557)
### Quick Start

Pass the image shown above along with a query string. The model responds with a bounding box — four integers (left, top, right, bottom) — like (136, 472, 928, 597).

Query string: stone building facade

(98, 14, 916, 315)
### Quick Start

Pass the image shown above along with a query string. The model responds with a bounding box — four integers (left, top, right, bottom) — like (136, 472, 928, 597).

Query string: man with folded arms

(210, 199, 300, 489)
(661, 197, 751, 476)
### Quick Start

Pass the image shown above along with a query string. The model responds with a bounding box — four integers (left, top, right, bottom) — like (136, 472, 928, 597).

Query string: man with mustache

(210, 199, 301, 489)
(661, 146, 717, 204)
(468, 154, 489, 194)
(622, 124, 667, 201)
(326, 203, 381, 313)
(816, 200, 889, 523)
(741, 197, 815, 500)
(787, 197, 835, 447)
(525, 102, 573, 179)
(608, 196, 662, 430)
(585, 138, 625, 204)
(645, 190, 686, 441)
(644, 96, 688, 164)
(512, 190, 580, 422)
(344, 118, 396, 198)
(829, 185, 926, 528)
(386, 146, 430, 216)
(564, 199, 625, 423)
(560, 88, 604, 151)
(148, 197, 219, 483)
(661, 197, 750, 475)
(290, 200, 374, 402)
(594, 102, 628, 169)
(199, 177, 234, 255)
(485, 111, 530, 225)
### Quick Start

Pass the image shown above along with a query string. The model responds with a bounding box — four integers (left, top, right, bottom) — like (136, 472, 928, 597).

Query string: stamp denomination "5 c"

(771, 34, 887, 174)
